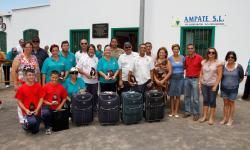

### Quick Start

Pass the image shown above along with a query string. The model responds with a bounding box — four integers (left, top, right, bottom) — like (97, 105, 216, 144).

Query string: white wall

(3, 0, 250, 69)
(144, 0, 250, 69)
(5, 0, 140, 51)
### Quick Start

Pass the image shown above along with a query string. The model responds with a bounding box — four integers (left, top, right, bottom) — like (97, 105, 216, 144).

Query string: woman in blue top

(97, 45, 119, 92)
(168, 44, 185, 118)
(63, 67, 86, 98)
(41, 44, 70, 85)
(220, 51, 244, 126)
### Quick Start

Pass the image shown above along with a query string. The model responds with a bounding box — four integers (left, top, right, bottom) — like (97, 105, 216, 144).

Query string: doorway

(111, 28, 139, 52)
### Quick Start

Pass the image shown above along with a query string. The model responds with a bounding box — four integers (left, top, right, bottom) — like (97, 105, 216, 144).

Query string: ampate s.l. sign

(172, 15, 226, 27)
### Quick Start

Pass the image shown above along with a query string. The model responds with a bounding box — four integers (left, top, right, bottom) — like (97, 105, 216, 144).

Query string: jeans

(23, 115, 40, 134)
(201, 84, 218, 108)
(41, 106, 52, 129)
(184, 78, 200, 115)
(86, 83, 98, 110)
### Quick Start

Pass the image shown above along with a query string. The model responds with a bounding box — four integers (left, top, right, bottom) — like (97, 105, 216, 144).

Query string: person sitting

(63, 67, 86, 98)
(15, 67, 44, 134)
(41, 70, 68, 135)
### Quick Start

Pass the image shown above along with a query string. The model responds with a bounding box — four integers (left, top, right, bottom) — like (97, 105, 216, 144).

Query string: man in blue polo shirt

(59, 40, 76, 69)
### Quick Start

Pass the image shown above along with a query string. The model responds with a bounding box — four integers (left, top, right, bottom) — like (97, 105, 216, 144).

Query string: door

(0, 31, 7, 53)
(111, 28, 139, 52)
(23, 29, 39, 41)
(70, 29, 90, 53)
(180, 26, 215, 57)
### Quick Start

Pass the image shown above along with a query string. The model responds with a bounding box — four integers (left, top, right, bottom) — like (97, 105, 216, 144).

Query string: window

(70, 29, 90, 53)
(180, 26, 215, 57)
(0, 31, 7, 53)
(23, 29, 39, 41)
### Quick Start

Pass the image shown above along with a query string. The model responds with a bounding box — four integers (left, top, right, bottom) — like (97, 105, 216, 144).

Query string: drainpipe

(139, 0, 145, 44)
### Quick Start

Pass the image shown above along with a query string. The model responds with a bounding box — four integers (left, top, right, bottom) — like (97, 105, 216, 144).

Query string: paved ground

(0, 82, 250, 150)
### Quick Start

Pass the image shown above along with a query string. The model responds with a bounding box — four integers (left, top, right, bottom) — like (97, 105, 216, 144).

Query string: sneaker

(45, 128, 52, 135)
(5, 85, 10, 88)
(193, 115, 200, 121)
(182, 113, 191, 118)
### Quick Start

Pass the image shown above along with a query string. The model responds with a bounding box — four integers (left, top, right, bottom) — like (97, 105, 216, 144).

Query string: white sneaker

(5, 85, 10, 88)
(45, 128, 52, 135)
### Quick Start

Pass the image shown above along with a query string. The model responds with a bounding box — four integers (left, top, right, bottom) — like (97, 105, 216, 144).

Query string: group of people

(0, 36, 249, 135)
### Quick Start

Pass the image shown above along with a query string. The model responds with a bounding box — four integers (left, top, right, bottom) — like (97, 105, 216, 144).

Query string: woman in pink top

(12, 41, 40, 90)
(199, 48, 223, 125)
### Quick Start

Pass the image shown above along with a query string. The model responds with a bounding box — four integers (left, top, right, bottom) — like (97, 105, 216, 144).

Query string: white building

(0, 0, 249, 68)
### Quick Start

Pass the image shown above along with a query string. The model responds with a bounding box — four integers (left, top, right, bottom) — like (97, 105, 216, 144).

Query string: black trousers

(100, 82, 117, 92)
(242, 76, 250, 99)
(118, 81, 133, 95)
(86, 83, 98, 110)
(3, 65, 11, 85)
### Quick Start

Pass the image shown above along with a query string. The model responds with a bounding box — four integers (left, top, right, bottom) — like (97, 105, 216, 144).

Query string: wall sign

(172, 15, 226, 27)
(92, 23, 109, 38)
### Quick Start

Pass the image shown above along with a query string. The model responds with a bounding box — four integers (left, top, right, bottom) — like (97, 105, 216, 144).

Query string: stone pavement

(0, 84, 250, 150)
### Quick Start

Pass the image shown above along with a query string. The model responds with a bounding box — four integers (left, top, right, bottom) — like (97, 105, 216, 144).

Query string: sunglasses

(70, 71, 78, 75)
(187, 47, 194, 50)
(32, 41, 40, 43)
(208, 51, 215, 55)
(125, 46, 131, 49)
(81, 43, 87, 45)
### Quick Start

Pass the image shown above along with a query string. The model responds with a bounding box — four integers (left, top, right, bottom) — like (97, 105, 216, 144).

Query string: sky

(0, 0, 49, 12)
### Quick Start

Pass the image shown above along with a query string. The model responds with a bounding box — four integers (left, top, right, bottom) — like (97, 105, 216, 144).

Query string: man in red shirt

(41, 70, 68, 135)
(183, 44, 203, 121)
(15, 68, 44, 134)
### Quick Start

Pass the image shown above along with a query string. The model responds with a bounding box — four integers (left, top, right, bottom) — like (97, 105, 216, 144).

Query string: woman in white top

(77, 44, 98, 111)
(199, 48, 222, 125)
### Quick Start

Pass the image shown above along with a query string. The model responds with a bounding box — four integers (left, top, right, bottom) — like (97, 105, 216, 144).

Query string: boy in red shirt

(41, 70, 68, 135)
(15, 68, 44, 134)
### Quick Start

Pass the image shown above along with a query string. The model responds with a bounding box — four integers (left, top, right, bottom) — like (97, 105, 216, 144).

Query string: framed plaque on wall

(92, 23, 109, 38)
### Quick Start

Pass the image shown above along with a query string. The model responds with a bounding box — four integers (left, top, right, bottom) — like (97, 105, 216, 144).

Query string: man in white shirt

(128, 43, 154, 95)
(76, 44, 99, 111)
(75, 39, 88, 65)
(118, 42, 138, 93)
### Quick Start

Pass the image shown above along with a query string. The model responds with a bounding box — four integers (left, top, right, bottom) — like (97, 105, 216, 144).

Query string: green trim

(180, 26, 215, 55)
(69, 29, 90, 53)
(0, 31, 7, 53)
(111, 27, 139, 51)
(180, 27, 184, 55)
(211, 26, 215, 47)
